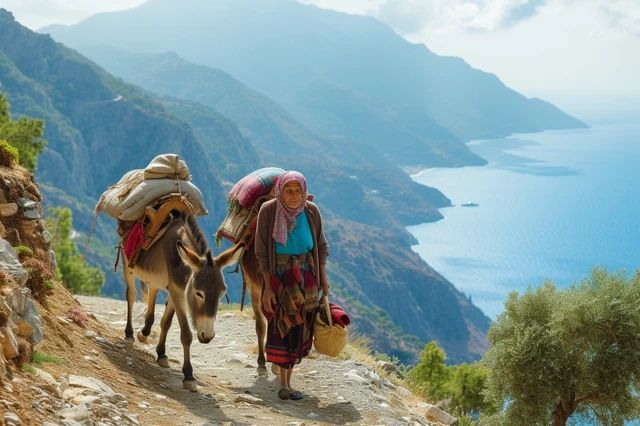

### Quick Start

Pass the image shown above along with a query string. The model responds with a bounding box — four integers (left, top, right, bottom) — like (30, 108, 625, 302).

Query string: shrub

(31, 351, 63, 365)
(67, 307, 89, 328)
(22, 258, 54, 305)
(0, 139, 19, 167)
(14, 245, 33, 261)
(483, 268, 640, 425)
(0, 94, 46, 171)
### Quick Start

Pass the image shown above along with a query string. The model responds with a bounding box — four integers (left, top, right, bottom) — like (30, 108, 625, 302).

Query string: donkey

(217, 242, 269, 372)
(122, 212, 235, 391)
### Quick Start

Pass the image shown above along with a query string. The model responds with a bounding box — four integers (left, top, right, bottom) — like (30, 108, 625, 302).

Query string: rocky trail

(2, 289, 454, 425)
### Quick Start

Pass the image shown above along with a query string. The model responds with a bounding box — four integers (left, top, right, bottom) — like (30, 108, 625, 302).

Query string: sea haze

(408, 121, 640, 318)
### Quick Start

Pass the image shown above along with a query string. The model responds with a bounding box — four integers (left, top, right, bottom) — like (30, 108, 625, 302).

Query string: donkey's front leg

(123, 267, 136, 342)
(171, 292, 196, 391)
(156, 296, 174, 368)
(138, 284, 159, 343)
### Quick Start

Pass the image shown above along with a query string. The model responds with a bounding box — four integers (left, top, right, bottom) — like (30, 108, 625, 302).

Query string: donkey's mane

(181, 213, 209, 255)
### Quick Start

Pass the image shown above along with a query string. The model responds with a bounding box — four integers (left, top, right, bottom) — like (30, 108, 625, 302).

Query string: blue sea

(408, 120, 640, 319)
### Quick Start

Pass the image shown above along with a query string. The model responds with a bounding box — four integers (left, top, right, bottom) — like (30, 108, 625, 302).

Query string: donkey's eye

(196, 291, 204, 299)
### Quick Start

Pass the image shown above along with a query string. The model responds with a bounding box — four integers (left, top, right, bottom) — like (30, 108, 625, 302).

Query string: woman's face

(281, 181, 304, 209)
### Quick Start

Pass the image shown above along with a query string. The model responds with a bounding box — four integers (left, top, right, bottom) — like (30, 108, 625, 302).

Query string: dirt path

(75, 295, 432, 425)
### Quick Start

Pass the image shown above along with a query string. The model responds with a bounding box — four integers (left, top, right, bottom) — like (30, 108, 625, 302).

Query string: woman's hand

(262, 287, 276, 315)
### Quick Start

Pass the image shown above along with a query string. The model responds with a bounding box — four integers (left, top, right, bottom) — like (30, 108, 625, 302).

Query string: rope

(81, 210, 100, 264)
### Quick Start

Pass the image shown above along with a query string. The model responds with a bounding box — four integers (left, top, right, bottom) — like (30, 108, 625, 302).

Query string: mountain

(0, 8, 490, 363)
(73, 46, 451, 229)
(42, 0, 586, 168)
(0, 9, 231, 295)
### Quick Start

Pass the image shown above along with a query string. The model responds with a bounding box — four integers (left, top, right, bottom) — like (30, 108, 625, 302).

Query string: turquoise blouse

(275, 212, 314, 254)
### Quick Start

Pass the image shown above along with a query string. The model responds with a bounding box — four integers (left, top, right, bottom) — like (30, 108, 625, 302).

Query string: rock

(23, 209, 41, 220)
(6, 287, 43, 344)
(234, 394, 265, 405)
(1, 325, 19, 358)
(42, 229, 52, 244)
(34, 368, 62, 397)
(13, 318, 34, 338)
(123, 413, 140, 425)
(16, 197, 36, 209)
(422, 403, 457, 425)
(60, 420, 83, 426)
(68, 375, 115, 395)
(103, 392, 126, 403)
(0, 220, 5, 236)
(377, 360, 398, 374)
(72, 395, 102, 406)
(0, 203, 18, 217)
(0, 239, 28, 285)
(57, 403, 90, 422)
(63, 387, 93, 401)
(343, 370, 368, 384)
(84, 330, 97, 339)
(3, 411, 21, 426)
(306, 412, 319, 419)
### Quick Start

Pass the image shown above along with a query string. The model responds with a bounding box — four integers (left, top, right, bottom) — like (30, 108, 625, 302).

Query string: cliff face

(0, 163, 49, 383)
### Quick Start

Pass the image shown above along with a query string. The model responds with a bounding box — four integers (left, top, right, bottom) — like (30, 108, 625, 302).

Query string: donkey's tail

(140, 281, 149, 304)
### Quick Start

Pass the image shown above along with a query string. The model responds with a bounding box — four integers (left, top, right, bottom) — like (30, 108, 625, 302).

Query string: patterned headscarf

(272, 171, 308, 245)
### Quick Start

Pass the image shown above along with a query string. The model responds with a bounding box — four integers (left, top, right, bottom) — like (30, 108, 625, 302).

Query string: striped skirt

(265, 255, 318, 368)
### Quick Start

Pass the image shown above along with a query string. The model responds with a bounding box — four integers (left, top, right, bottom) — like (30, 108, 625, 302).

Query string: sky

(1, 0, 638, 118)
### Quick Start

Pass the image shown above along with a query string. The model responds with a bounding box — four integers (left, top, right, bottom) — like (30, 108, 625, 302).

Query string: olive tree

(483, 268, 640, 425)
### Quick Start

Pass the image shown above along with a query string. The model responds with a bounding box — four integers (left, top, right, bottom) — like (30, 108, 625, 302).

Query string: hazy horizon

(0, 0, 637, 121)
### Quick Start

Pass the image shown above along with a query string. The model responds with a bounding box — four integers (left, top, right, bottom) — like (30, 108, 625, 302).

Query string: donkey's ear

(214, 243, 244, 269)
(177, 241, 202, 271)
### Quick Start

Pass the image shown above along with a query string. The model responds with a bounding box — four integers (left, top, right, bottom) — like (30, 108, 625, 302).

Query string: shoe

(278, 387, 291, 400)
(289, 390, 304, 400)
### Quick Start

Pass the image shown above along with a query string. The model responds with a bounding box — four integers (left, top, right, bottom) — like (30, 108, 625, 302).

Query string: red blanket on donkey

(329, 303, 350, 328)
(123, 222, 145, 260)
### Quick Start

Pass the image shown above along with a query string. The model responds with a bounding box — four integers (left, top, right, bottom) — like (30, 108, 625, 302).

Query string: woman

(255, 170, 330, 400)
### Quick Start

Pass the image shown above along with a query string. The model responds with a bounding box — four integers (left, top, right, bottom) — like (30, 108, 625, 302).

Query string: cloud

(598, 0, 640, 37)
(374, 0, 549, 34)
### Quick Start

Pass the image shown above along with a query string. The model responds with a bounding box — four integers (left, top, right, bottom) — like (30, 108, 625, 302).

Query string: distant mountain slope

(0, 8, 490, 363)
(0, 9, 230, 295)
(75, 46, 450, 230)
(43, 0, 586, 165)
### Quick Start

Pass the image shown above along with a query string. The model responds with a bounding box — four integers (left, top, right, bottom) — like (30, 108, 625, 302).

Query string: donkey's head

(176, 240, 233, 343)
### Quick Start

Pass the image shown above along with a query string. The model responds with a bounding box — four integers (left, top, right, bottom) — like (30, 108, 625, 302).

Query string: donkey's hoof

(157, 357, 170, 368)
(182, 379, 198, 392)
(124, 336, 135, 344)
(137, 331, 148, 343)
(271, 363, 279, 375)
(257, 366, 267, 376)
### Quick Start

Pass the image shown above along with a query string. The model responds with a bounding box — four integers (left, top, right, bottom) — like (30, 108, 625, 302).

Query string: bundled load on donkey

(96, 153, 207, 266)
(216, 166, 285, 246)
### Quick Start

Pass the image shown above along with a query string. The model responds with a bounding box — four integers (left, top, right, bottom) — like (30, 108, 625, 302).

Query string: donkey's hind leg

(156, 296, 174, 368)
(138, 283, 159, 343)
(250, 280, 268, 371)
(123, 266, 136, 342)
